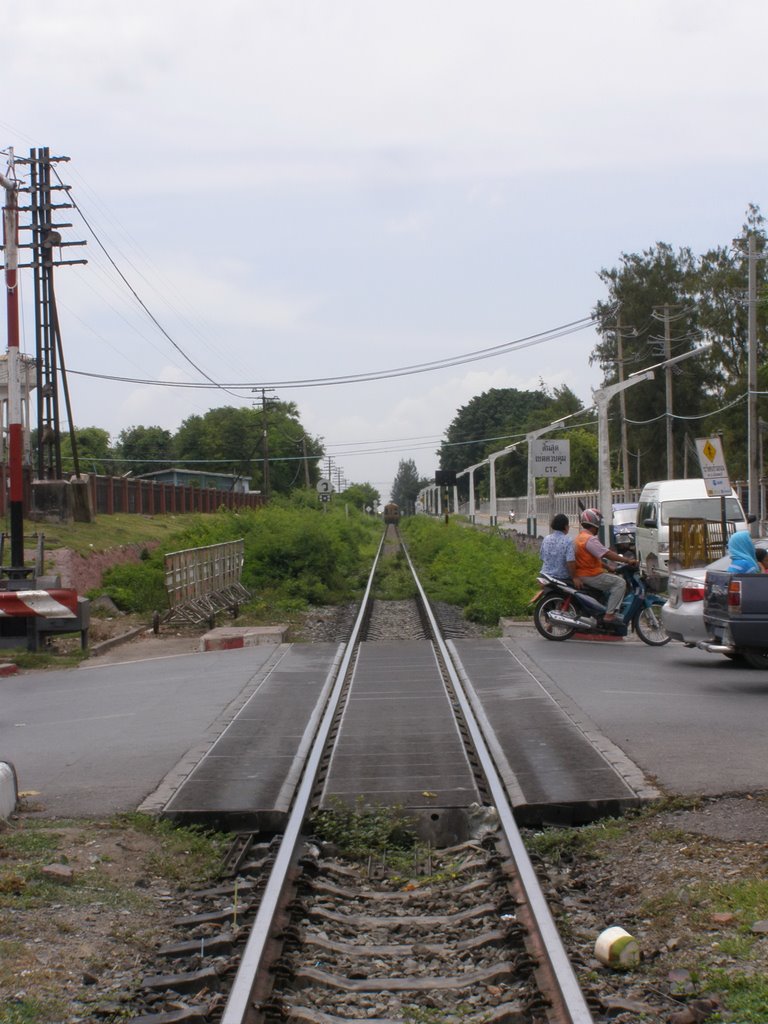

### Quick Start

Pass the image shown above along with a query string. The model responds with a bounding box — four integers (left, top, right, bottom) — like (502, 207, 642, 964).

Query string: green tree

(114, 425, 175, 477)
(591, 241, 710, 485)
(438, 387, 552, 476)
(340, 482, 380, 513)
(391, 458, 424, 513)
(693, 204, 768, 480)
(438, 384, 591, 499)
(173, 404, 324, 497)
(61, 426, 113, 475)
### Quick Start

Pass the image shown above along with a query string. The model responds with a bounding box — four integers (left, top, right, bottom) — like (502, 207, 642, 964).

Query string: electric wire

(65, 314, 603, 390)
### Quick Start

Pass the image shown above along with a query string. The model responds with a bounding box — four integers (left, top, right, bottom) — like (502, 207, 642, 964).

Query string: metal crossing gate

(153, 539, 250, 633)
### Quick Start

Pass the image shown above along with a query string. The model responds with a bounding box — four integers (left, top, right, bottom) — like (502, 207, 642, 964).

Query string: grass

(400, 515, 540, 624)
(25, 511, 214, 557)
(524, 799, 768, 1024)
(0, 814, 232, 1024)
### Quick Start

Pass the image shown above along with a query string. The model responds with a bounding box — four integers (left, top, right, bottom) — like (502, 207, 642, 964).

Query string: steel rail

(220, 530, 386, 1024)
(400, 539, 594, 1024)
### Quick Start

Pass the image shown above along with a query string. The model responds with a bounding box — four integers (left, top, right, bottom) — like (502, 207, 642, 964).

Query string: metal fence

(0, 467, 263, 517)
(155, 539, 251, 631)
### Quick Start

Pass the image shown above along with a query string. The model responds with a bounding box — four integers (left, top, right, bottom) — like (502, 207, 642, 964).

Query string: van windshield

(660, 497, 743, 525)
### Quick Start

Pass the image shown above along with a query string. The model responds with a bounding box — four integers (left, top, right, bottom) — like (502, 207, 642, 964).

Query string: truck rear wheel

(742, 649, 768, 670)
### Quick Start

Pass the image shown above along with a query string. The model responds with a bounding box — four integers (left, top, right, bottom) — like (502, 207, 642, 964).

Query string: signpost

(317, 478, 333, 509)
(696, 436, 731, 553)
(531, 439, 571, 478)
(695, 437, 731, 496)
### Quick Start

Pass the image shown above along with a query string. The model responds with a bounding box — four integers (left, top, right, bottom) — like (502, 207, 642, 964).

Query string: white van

(635, 478, 751, 578)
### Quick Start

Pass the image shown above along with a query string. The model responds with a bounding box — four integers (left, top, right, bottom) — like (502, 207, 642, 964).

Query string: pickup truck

(697, 570, 768, 669)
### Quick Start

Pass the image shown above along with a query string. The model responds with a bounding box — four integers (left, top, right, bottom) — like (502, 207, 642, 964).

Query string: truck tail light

(727, 579, 742, 612)
(681, 583, 705, 603)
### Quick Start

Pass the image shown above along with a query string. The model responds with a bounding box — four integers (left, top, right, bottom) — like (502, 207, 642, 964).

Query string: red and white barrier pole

(1, 150, 25, 571)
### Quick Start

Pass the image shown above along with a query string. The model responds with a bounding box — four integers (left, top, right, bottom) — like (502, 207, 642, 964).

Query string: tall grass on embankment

(400, 516, 539, 626)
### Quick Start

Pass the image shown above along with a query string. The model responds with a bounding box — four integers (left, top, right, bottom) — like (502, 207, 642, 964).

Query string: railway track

(131, 526, 595, 1024)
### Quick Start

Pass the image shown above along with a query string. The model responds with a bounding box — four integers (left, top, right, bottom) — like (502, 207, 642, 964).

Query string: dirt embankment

(43, 543, 160, 594)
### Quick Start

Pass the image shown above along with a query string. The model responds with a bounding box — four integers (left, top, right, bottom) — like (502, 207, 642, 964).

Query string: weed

(401, 515, 540, 624)
(310, 798, 417, 860)
(114, 813, 228, 885)
(524, 817, 629, 863)
(0, 996, 59, 1023)
(704, 968, 768, 1022)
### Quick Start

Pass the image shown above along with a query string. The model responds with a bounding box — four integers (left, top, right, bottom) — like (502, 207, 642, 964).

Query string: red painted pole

(1, 152, 25, 571)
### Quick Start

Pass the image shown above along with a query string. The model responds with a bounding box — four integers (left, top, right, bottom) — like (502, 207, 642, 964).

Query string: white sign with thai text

(532, 439, 571, 477)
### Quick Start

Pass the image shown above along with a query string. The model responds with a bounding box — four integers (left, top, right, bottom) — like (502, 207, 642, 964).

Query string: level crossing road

(506, 625, 768, 797)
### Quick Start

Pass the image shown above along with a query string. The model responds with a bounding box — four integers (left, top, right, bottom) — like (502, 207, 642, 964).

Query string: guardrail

(153, 539, 250, 633)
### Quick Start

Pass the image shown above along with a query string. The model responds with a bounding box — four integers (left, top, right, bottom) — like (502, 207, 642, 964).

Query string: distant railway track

(131, 525, 595, 1024)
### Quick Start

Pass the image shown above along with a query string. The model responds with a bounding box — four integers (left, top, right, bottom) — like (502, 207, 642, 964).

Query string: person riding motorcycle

(574, 508, 638, 623)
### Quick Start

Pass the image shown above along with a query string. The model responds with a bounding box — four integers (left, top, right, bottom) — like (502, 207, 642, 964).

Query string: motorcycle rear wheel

(634, 604, 670, 646)
(533, 594, 577, 641)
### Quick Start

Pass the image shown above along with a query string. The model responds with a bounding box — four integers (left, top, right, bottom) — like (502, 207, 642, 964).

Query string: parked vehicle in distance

(610, 502, 638, 555)
(635, 479, 751, 579)
(698, 562, 768, 669)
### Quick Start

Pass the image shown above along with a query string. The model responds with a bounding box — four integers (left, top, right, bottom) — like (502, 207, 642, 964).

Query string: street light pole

(592, 344, 713, 541)
(457, 461, 487, 523)
(488, 442, 520, 525)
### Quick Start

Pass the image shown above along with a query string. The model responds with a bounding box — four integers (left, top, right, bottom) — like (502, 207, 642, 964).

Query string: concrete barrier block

(200, 625, 288, 652)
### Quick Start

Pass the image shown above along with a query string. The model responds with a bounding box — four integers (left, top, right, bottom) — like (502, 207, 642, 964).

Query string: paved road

(3, 628, 766, 821)
(0, 644, 282, 817)
(507, 625, 768, 797)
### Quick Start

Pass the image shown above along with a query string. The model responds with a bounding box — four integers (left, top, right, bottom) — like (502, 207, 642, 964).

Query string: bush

(96, 505, 382, 616)
(99, 560, 166, 613)
(401, 516, 540, 625)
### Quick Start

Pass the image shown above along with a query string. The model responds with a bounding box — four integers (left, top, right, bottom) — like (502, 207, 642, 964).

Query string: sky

(2, 1, 768, 500)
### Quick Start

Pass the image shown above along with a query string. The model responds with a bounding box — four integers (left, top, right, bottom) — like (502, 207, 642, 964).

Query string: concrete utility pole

(615, 314, 633, 499)
(651, 304, 679, 479)
(662, 305, 674, 478)
(747, 233, 760, 533)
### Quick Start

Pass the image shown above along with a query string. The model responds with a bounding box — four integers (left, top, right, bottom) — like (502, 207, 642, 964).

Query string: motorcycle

(531, 564, 669, 646)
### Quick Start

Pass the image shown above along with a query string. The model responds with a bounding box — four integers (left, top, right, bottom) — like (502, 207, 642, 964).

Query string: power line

(65, 312, 604, 391)
(52, 166, 244, 401)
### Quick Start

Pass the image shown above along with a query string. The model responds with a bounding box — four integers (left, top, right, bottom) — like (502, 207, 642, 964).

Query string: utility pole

(663, 305, 674, 479)
(747, 233, 760, 533)
(24, 148, 87, 481)
(253, 387, 275, 502)
(0, 150, 25, 572)
(301, 436, 310, 488)
(651, 304, 683, 480)
(613, 314, 634, 500)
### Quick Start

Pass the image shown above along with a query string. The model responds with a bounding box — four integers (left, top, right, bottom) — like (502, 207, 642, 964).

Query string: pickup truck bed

(699, 570, 768, 669)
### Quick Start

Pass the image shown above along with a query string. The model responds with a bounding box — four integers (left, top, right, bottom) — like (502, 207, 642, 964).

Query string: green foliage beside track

(97, 501, 382, 615)
(401, 516, 539, 625)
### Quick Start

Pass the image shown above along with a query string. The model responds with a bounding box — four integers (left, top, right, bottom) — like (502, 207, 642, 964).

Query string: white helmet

(580, 508, 603, 528)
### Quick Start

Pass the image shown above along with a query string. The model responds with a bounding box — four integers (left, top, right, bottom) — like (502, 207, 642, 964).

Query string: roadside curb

(90, 625, 149, 657)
